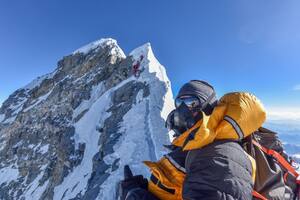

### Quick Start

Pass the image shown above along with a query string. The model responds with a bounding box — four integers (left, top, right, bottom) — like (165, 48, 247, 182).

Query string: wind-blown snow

(0, 114, 4, 122)
(0, 165, 19, 185)
(73, 38, 126, 58)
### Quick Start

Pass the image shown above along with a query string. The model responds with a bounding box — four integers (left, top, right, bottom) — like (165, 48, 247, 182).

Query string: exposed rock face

(0, 38, 174, 200)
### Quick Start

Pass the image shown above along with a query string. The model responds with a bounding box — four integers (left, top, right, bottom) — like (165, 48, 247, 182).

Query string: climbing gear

(251, 138, 299, 200)
(165, 110, 187, 137)
(165, 80, 218, 137)
(242, 128, 300, 200)
(166, 102, 203, 137)
(167, 94, 207, 137)
(173, 103, 199, 130)
(176, 80, 217, 115)
(175, 95, 201, 110)
(252, 191, 268, 200)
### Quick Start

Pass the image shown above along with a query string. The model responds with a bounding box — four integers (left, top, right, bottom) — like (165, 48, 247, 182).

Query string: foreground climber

(119, 80, 268, 200)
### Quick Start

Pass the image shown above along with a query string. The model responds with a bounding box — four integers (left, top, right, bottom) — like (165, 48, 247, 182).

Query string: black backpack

(242, 127, 300, 200)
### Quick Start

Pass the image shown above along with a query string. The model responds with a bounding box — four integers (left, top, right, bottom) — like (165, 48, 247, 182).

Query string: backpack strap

(252, 190, 268, 200)
(252, 140, 299, 178)
(252, 139, 300, 200)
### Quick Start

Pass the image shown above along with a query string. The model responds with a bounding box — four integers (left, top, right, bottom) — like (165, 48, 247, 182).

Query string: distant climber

(132, 62, 140, 77)
(140, 55, 144, 61)
(132, 55, 144, 77)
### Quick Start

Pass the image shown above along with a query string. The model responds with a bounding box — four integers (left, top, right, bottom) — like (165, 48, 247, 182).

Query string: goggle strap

(199, 91, 216, 110)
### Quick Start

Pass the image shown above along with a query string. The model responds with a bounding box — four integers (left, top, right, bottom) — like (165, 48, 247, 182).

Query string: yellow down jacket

(144, 92, 266, 200)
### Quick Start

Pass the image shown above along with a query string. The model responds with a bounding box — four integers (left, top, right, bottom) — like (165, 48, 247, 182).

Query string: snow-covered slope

(0, 38, 174, 200)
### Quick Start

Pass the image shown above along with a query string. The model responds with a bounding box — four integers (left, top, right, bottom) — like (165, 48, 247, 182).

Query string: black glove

(119, 165, 148, 200)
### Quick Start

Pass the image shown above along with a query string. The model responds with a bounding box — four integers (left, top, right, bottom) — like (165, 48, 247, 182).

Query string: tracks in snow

(144, 99, 157, 161)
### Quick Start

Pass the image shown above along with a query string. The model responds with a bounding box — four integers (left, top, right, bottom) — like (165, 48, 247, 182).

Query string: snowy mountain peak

(130, 42, 171, 84)
(129, 42, 151, 58)
(0, 39, 174, 200)
(73, 38, 126, 58)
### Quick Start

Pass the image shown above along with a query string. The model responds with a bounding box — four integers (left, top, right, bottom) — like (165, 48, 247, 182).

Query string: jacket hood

(172, 92, 266, 151)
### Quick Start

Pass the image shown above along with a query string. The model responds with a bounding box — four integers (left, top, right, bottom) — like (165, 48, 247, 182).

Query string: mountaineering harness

(251, 140, 300, 200)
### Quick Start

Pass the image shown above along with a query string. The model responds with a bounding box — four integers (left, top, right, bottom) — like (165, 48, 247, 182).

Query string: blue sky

(1, 0, 300, 109)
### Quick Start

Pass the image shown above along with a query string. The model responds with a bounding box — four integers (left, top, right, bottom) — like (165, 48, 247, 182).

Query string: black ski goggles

(175, 95, 200, 110)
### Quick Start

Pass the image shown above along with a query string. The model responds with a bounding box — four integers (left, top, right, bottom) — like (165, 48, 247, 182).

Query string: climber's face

(165, 95, 203, 137)
(175, 95, 201, 115)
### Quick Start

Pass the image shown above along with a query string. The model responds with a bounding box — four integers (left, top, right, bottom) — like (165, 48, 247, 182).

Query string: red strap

(283, 172, 288, 183)
(253, 190, 268, 200)
(252, 140, 299, 178)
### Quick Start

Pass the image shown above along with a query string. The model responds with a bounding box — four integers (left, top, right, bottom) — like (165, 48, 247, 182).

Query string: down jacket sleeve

(182, 140, 254, 200)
